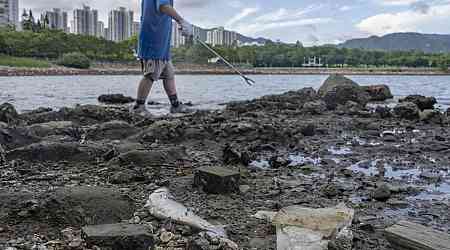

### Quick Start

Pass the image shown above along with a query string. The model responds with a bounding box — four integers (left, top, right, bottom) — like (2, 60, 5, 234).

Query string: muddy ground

(0, 75, 449, 249)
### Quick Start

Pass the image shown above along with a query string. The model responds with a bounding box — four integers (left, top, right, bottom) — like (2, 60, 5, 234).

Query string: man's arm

(159, 4, 183, 23)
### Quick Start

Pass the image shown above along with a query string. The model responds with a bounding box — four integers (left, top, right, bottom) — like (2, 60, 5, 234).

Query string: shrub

(58, 52, 91, 69)
(0, 54, 51, 68)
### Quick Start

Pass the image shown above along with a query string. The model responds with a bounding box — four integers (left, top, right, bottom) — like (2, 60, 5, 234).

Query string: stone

(41, 186, 136, 227)
(239, 185, 251, 194)
(420, 109, 445, 124)
(0, 103, 20, 124)
(27, 121, 75, 138)
(361, 85, 393, 101)
(110, 169, 146, 184)
(303, 100, 327, 114)
(82, 223, 153, 250)
(393, 102, 420, 120)
(273, 203, 354, 250)
(86, 120, 140, 140)
(223, 144, 251, 166)
(318, 74, 369, 110)
(399, 95, 437, 110)
(7, 141, 108, 162)
(372, 183, 392, 201)
(194, 166, 240, 194)
(269, 156, 291, 169)
(159, 230, 174, 243)
(300, 123, 316, 136)
(109, 148, 185, 168)
(375, 106, 392, 119)
(98, 94, 135, 104)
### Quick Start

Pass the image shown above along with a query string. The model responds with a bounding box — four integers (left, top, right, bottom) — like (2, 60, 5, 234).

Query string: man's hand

(179, 20, 193, 37)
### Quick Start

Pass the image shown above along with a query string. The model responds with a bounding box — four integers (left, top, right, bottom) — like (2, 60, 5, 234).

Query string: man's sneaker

(130, 104, 152, 118)
(170, 104, 195, 114)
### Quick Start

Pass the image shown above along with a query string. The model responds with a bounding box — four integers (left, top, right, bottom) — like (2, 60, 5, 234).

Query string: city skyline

(17, 0, 450, 46)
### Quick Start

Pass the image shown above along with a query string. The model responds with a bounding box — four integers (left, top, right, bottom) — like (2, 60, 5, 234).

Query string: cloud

(378, 0, 421, 6)
(225, 7, 259, 27)
(255, 4, 324, 23)
(357, 2, 450, 35)
(235, 17, 333, 36)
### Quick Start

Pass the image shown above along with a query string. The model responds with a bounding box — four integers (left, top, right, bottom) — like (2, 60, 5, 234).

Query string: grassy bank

(0, 55, 52, 68)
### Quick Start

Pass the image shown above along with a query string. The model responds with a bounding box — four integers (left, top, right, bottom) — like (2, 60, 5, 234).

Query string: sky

(21, 0, 450, 45)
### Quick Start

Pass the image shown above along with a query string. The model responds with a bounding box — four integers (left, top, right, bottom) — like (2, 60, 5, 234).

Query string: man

(132, 0, 193, 116)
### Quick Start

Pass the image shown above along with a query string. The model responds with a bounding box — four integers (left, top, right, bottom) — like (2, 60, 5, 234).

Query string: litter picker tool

(195, 38, 255, 86)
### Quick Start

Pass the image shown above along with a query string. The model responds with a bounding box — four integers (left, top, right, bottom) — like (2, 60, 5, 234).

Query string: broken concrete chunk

(82, 223, 154, 250)
(384, 221, 450, 250)
(273, 204, 354, 250)
(194, 166, 240, 194)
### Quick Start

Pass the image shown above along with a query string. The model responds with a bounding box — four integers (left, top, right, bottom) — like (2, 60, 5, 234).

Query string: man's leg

(163, 78, 180, 108)
(135, 76, 153, 107)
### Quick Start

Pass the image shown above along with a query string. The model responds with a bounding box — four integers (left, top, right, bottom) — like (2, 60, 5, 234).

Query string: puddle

(350, 160, 421, 180)
(249, 159, 270, 170)
(411, 183, 450, 201)
(328, 146, 352, 155)
(288, 154, 321, 166)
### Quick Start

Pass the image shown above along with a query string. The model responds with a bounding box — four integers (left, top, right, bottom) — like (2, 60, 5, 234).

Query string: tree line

(173, 41, 450, 69)
(1, 27, 449, 69)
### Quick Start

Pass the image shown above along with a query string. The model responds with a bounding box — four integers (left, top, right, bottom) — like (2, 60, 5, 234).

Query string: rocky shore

(0, 75, 449, 250)
(1, 65, 449, 77)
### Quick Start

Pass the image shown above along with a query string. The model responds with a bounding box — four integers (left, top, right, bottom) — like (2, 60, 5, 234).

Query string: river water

(1, 74, 450, 113)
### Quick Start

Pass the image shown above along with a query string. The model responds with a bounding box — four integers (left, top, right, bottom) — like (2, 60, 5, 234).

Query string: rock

(0, 103, 20, 124)
(239, 185, 250, 194)
(329, 227, 353, 250)
(273, 203, 354, 250)
(362, 85, 393, 101)
(375, 106, 392, 119)
(223, 144, 251, 166)
(159, 230, 174, 243)
(372, 183, 392, 201)
(300, 123, 316, 136)
(420, 109, 445, 124)
(7, 141, 108, 162)
(269, 156, 290, 169)
(303, 100, 327, 115)
(82, 223, 153, 250)
(318, 74, 369, 110)
(110, 169, 146, 184)
(194, 166, 240, 194)
(109, 148, 185, 168)
(393, 102, 420, 120)
(399, 95, 437, 110)
(27, 121, 75, 138)
(41, 187, 136, 227)
(447, 108, 450, 116)
(98, 94, 135, 104)
(86, 120, 140, 140)
(0, 127, 39, 150)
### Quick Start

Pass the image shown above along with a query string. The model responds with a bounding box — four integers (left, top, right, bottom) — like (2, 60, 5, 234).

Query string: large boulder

(98, 94, 135, 104)
(318, 75, 369, 110)
(393, 102, 420, 120)
(361, 85, 393, 101)
(399, 95, 437, 110)
(0, 103, 20, 124)
(420, 109, 446, 124)
(7, 141, 109, 162)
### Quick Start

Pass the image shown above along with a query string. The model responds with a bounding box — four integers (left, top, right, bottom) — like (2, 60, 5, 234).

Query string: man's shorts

(142, 60, 175, 81)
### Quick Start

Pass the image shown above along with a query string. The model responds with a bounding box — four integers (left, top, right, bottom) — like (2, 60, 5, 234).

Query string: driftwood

(384, 221, 450, 250)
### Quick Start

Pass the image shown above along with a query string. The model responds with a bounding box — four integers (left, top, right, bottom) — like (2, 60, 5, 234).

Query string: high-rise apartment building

(0, 0, 18, 29)
(207, 27, 238, 46)
(97, 21, 105, 38)
(108, 7, 133, 42)
(132, 21, 140, 36)
(41, 8, 68, 32)
(72, 5, 98, 36)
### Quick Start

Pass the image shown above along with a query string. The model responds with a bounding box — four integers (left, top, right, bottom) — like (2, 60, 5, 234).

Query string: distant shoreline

(1, 66, 449, 77)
